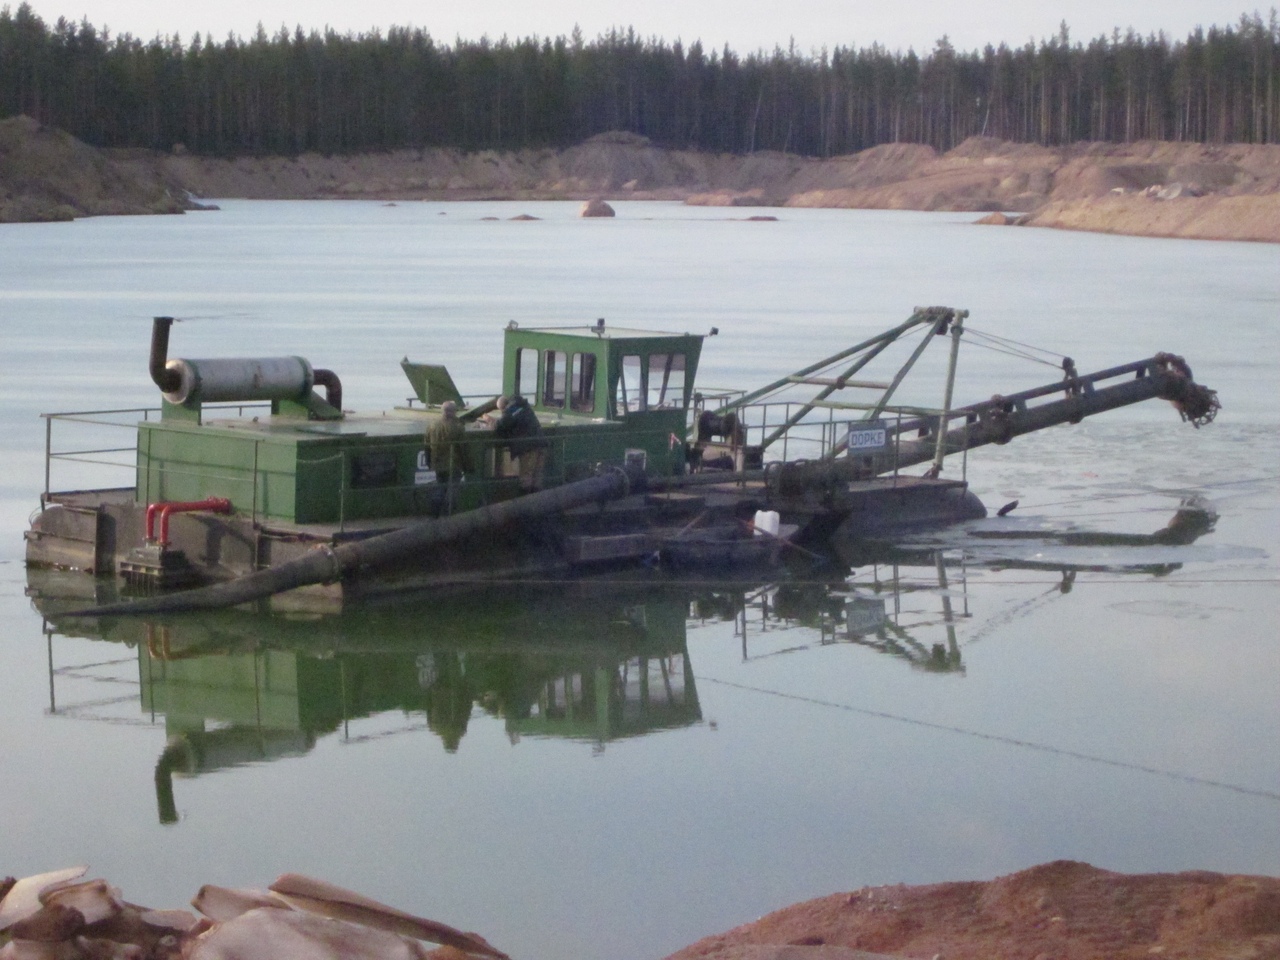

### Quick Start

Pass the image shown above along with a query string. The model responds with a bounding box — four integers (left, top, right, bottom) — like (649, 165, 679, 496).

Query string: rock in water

(581, 198, 615, 217)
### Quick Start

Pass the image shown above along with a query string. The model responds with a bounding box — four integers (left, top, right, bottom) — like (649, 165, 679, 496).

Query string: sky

(17, 0, 1265, 54)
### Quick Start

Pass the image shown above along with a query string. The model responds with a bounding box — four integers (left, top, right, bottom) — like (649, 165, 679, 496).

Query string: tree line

(1, 3, 1277, 157)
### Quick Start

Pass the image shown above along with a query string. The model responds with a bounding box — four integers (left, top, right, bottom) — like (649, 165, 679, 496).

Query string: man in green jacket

(426, 401, 473, 511)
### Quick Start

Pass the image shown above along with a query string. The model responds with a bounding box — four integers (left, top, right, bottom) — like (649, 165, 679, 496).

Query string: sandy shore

(1021, 193, 1280, 243)
(3, 117, 1278, 242)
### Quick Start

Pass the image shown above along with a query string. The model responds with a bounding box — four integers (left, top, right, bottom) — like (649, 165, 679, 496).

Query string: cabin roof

(514, 325, 699, 341)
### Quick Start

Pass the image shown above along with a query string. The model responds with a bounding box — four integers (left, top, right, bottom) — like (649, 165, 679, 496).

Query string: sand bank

(3, 117, 1277, 242)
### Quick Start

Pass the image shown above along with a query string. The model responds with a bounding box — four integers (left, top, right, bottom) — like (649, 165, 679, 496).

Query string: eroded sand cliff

(3, 119, 1277, 241)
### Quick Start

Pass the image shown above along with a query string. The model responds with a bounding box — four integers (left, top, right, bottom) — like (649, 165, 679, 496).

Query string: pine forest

(1, 3, 1277, 157)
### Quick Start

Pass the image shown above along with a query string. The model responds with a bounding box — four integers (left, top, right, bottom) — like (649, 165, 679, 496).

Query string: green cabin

(136, 321, 704, 527)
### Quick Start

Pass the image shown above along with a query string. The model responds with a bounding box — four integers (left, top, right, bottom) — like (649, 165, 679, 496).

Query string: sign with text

(845, 596, 887, 636)
(847, 419, 888, 453)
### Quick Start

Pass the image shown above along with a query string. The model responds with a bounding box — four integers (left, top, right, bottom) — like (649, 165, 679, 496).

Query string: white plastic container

(753, 509, 780, 538)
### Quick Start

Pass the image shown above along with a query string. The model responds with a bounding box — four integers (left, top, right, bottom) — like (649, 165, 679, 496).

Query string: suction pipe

(64, 467, 636, 617)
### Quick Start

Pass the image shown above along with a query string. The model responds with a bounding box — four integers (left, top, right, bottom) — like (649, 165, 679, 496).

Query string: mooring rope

(697, 675, 1280, 802)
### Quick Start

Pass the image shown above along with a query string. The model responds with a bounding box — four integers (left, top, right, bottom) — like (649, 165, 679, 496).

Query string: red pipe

(146, 497, 233, 545)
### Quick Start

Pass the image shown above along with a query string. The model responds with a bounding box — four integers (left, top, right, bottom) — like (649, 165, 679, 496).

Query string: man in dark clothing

(493, 395, 546, 492)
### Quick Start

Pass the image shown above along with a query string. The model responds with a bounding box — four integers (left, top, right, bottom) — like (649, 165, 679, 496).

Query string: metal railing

(40, 404, 271, 503)
(691, 392, 961, 482)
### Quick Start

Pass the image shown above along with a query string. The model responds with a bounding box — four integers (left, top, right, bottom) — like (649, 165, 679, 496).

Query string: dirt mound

(0, 116, 190, 222)
(666, 861, 1280, 960)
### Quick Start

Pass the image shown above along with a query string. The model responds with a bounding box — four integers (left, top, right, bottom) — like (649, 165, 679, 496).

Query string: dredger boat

(24, 307, 1218, 614)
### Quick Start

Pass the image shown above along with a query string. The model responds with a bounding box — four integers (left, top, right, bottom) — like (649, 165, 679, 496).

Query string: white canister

(753, 509, 780, 538)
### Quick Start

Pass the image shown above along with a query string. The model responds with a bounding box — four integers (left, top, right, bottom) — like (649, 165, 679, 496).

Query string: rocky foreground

(2, 861, 1277, 960)
(2, 116, 1278, 241)
(666, 861, 1280, 960)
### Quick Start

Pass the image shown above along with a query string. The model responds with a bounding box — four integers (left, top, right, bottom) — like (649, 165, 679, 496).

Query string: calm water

(1, 201, 1278, 960)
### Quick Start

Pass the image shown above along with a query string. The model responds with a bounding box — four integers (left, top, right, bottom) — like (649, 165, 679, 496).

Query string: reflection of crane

(960, 571, 1076, 649)
(715, 554, 971, 673)
(840, 554, 967, 674)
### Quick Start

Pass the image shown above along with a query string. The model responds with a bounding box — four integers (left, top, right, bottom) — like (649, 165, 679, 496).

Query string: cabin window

(513, 348, 530, 398)
(542, 350, 567, 408)
(571, 352, 597, 413)
(617, 354, 644, 412)
(647, 353, 686, 409)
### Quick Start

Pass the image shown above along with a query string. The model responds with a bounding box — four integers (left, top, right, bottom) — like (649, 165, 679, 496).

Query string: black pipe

(63, 467, 635, 617)
(149, 316, 182, 393)
(313, 368, 342, 411)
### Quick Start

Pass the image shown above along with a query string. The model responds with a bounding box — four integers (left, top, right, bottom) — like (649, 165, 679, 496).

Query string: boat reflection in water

(26, 497, 1220, 824)
(30, 577, 706, 823)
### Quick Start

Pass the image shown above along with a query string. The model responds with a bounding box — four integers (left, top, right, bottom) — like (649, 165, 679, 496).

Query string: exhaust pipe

(149, 317, 182, 393)
(313, 368, 343, 411)
(148, 316, 343, 411)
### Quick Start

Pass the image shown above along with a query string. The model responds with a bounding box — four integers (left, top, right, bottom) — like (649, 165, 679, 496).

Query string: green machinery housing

(136, 320, 704, 525)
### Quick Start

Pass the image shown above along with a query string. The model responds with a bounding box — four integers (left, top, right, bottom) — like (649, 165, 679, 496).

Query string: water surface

(1, 201, 1277, 960)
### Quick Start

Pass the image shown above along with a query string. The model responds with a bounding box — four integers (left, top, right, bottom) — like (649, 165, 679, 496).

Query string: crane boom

(762, 353, 1218, 494)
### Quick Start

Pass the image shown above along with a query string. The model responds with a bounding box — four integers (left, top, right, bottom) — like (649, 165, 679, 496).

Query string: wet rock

(185, 907, 432, 960)
(580, 198, 615, 217)
(268, 873, 508, 957)
(9, 905, 85, 942)
(43, 881, 122, 927)
(0, 939, 85, 959)
(83, 938, 146, 959)
(0, 868, 509, 960)
(0, 868, 89, 931)
(191, 886, 286, 923)
(136, 909, 200, 934)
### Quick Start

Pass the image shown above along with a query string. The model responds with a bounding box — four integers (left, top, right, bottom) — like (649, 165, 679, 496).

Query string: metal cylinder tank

(161, 356, 314, 405)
